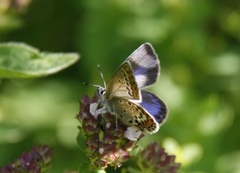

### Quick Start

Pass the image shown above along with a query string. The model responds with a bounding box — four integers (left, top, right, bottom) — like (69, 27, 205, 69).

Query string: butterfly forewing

(126, 43, 160, 89)
(106, 62, 140, 100)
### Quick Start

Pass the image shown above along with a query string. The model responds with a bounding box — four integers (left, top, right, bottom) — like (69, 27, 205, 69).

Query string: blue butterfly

(91, 43, 167, 140)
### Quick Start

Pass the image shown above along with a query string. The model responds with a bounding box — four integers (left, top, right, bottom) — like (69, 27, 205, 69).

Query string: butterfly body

(94, 43, 167, 136)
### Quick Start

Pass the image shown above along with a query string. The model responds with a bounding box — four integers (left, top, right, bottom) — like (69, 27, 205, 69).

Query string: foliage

(0, 42, 79, 78)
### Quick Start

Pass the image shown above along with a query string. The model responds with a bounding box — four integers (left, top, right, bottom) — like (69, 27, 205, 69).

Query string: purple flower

(136, 143, 181, 173)
(76, 94, 140, 170)
(0, 145, 52, 173)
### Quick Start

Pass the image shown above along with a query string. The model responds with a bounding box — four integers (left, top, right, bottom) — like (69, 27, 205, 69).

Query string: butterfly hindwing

(110, 93, 163, 134)
(139, 90, 167, 125)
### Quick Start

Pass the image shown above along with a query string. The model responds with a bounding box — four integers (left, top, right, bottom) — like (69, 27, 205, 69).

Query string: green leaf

(77, 132, 86, 152)
(0, 42, 80, 78)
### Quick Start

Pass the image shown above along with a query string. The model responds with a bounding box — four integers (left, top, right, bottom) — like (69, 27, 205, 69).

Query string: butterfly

(90, 43, 168, 140)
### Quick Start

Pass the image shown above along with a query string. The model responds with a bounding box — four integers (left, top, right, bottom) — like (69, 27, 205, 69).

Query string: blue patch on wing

(139, 90, 167, 124)
(131, 61, 159, 86)
(126, 43, 160, 88)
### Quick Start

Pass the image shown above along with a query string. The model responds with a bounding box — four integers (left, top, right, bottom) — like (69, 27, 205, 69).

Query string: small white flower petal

(99, 148, 104, 154)
(90, 103, 99, 119)
(106, 122, 111, 129)
(124, 126, 142, 141)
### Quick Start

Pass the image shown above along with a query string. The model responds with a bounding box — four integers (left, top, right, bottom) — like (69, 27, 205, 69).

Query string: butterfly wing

(106, 43, 159, 100)
(110, 90, 167, 134)
(139, 90, 167, 125)
(126, 43, 160, 89)
(106, 62, 140, 100)
(104, 43, 166, 134)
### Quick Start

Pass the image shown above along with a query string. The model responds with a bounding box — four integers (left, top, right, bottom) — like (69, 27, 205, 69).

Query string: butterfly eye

(100, 90, 106, 96)
(97, 87, 106, 96)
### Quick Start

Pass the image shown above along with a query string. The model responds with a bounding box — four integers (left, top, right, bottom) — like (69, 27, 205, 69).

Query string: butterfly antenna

(83, 82, 102, 88)
(97, 64, 106, 88)
(83, 65, 106, 89)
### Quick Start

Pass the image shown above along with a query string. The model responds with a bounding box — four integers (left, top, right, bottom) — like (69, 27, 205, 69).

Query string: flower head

(136, 143, 181, 173)
(76, 94, 141, 170)
(0, 145, 52, 173)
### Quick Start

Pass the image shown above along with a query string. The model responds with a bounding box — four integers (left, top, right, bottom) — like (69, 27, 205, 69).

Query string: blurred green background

(0, 0, 240, 172)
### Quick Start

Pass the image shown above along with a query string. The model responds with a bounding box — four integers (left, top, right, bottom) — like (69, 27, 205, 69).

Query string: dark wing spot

(117, 79, 121, 84)
(127, 102, 132, 105)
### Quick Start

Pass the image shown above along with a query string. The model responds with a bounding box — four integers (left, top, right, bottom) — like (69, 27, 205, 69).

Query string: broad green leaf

(0, 42, 80, 78)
